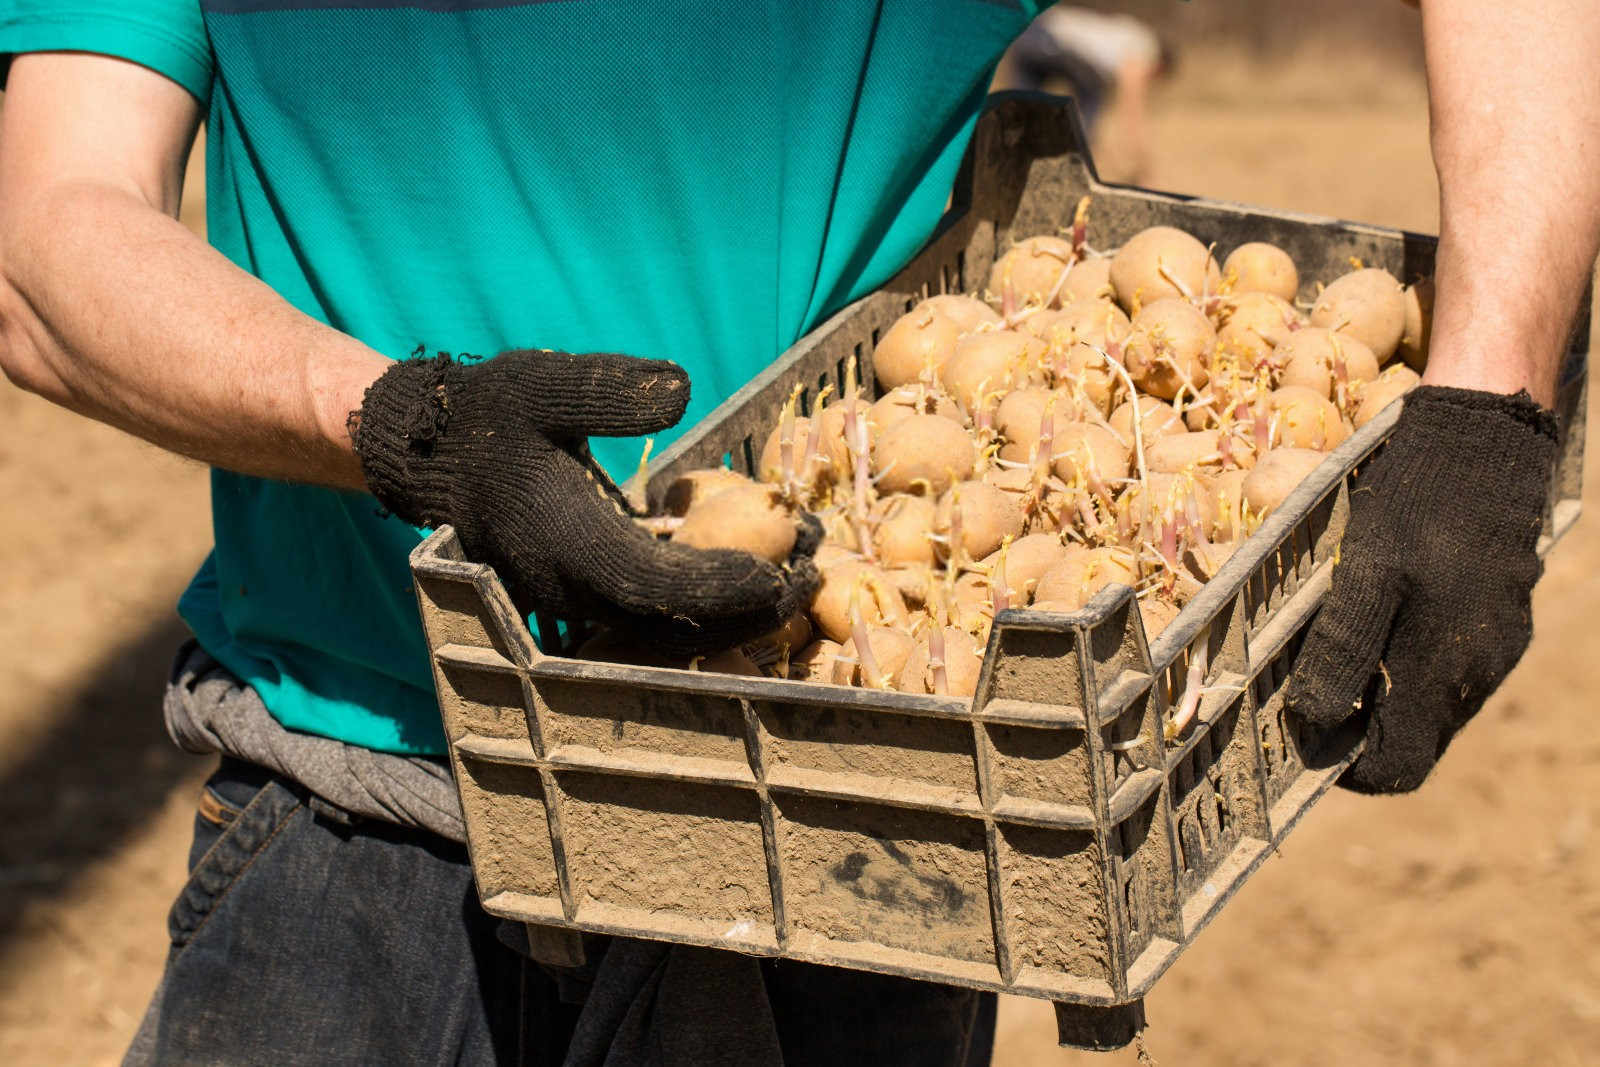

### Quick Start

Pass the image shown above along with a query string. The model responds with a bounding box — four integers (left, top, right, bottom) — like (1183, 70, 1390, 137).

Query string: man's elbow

(0, 261, 62, 400)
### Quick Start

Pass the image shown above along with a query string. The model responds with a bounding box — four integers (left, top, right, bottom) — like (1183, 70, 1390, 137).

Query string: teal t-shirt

(1, 0, 1043, 754)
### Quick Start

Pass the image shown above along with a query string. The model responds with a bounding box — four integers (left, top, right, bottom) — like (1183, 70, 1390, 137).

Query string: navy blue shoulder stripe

(203, 0, 573, 13)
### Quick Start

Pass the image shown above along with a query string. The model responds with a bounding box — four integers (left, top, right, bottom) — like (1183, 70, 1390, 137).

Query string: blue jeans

(128, 758, 995, 1065)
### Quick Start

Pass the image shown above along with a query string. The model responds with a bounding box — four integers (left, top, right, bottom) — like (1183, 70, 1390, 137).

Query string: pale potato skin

(872, 413, 975, 496)
(936, 480, 1027, 561)
(1123, 297, 1216, 400)
(869, 384, 961, 431)
(673, 483, 797, 563)
(919, 293, 1001, 334)
(873, 494, 938, 567)
(1309, 267, 1407, 362)
(1223, 242, 1300, 302)
(810, 561, 906, 643)
(1110, 226, 1223, 310)
(832, 626, 915, 687)
(1242, 447, 1326, 516)
(1034, 547, 1137, 609)
(1398, 277, 1434, 373)
(1138, 596, 1182, 640)
(662, 467, 750, 517)
(1022, 298, 1132, 351)
(896, 626, 982, 697)
(940, 331, 1045, 414)
(789, 639, 844, 682)
(1270, 385, 1351, 451)
(1057, 255, 1113, 306)
(1146, 430, 1223, 474)
(1276, 328, 1380, 397)
(1051, 422, 1132, 485)
(987, 235, 1076, 307)
(1354, 365, 1422, 427)
(873, 308, 962, 391)
(1110, 395, 1186, 441)
(981, 532, 1070, 604)
(1215, 292, 1302, 369)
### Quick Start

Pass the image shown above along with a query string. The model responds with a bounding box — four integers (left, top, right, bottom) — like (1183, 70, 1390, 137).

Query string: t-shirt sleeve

(0, 1, 212, 103)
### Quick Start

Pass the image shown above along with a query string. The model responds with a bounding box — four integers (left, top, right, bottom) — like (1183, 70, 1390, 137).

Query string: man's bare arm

(0, 52, 389, 489)
(1420, 0, 1600, 407)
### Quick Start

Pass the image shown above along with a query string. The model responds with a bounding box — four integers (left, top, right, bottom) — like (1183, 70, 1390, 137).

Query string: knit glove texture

(352, 349, 820, 657)
(1285, 385, 1558, 794)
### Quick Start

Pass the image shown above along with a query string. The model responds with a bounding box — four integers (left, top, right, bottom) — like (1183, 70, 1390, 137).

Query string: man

(0, 1, 1594, 1064)
(1005, 4, 1172, 180)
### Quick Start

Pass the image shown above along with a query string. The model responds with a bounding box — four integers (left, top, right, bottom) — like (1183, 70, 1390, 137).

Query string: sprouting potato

(1110, 226, 1222, 310)
(1223, 242, 1299, 302)
(1309, 267, 1407, 363)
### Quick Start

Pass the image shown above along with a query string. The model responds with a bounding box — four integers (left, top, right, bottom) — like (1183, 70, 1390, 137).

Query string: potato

(920, 293, 1002, 334)
(872, 413, 975, 495)
(1034, 547, 1138, 610)
(1120, 471, 1219, 541)
(750, 612, 813, 658)
(811, 562, 907, 643)
(980, 533, 1070, 604)
(673, 483, 797, 563)
(1048, 341, 1120, 414)
(1275, 328, 1380, 397)
(937, 480, 1027, 561)
(1110, 226, 1222, 310)
(1123, 298, 1216, 400)
(1051, 422, 1132, 485)
(1023, 298, 1133, 352)
(696, 648, 765, 677)
(1139, 597, 1182, 640)
(758, 415, 843, 489)
(1309, 267, 1407, 363)
(1059, 255, 1114, 305)
(897, 626, 983, 697)
(1223, 242, 1299, 302)
(1398, 276, 1434, 373)
(1270, 385, 1350, 451)
(941, 331, 1045, 414)
(789, 639, 843, 683)
(833, 626, 916, 688)
(987, 235, 1076, 307)
(1215, 292, 1302, 369)
(873, 494, 938, 567)
(1183, 540, 1238, 583)
(869, 384, 962, 431)
(1110, 395, 1185, 441)
(873, 308, 962, 391)
(1242, 448, 1326, 516)
(995, 387, 1068, 465)
(1146, 430, 1223, 474)
(883, 564, 934, 608)
(1354, 365, 1422, 427)
(661, 467, 749, 517)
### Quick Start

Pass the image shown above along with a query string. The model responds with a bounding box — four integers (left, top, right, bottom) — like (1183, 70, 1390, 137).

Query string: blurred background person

(1002, 4, 1174, 181)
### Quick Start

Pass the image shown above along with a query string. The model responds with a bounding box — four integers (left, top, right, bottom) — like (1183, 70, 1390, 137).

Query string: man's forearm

(0, 184, 387, 489)
(0, 53, 388, 491)
(1420, 0, 1600, 407)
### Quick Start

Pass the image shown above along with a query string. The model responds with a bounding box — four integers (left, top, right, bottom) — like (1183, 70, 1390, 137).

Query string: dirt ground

(2, 34, 1597, 1067)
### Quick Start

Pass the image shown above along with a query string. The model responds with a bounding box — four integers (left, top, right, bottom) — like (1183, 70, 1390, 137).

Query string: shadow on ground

(0, 618, 208, 949)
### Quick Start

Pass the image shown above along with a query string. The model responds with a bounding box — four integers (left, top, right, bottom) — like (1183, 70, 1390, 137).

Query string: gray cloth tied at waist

(162, 640, 466, 842)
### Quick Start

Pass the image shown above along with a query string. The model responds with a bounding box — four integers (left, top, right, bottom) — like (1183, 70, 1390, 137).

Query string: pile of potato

(593, 204, 1431, 697)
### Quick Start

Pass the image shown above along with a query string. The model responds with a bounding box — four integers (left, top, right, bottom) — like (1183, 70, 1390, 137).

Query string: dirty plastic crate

(410, 94, 1589, 1048)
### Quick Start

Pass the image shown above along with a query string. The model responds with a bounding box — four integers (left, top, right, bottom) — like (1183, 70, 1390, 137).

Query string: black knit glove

(351, 349, 820, 657)
(1284, 385, 1558, 794)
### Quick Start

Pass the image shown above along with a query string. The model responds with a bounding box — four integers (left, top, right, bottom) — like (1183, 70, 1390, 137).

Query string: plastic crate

(409, 94, 1589, 1049)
